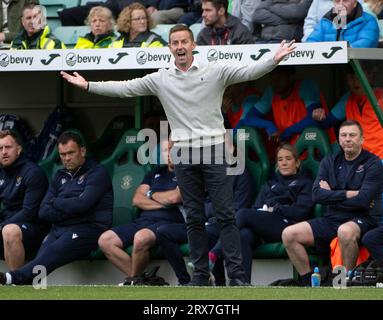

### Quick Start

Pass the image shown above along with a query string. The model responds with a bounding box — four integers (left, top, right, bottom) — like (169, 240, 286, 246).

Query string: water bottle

(311, 267, 321, 287)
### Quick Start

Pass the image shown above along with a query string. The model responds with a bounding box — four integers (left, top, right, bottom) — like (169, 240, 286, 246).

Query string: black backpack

(348, 259, 383, 286)
(122, 266, 169, 286)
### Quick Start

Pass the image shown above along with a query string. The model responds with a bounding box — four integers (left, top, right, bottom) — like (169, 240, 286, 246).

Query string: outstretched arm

(61, 71, 88, 91)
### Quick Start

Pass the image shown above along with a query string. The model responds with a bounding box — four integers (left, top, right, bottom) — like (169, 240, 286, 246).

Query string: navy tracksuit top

(38, 157, 113, 230)
(0, 155, 48, 226)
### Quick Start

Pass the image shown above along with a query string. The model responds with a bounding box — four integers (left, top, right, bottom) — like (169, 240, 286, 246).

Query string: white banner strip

(0, 42, 348, 72)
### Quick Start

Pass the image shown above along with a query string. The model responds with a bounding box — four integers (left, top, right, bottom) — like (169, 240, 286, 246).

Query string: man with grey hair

(10, 3, 65, 49)
(306, 0, 379, 47)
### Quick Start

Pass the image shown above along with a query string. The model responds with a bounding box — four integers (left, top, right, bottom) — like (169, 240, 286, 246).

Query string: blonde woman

(110, 2, 166, 48)
(74, 6, 116, 49)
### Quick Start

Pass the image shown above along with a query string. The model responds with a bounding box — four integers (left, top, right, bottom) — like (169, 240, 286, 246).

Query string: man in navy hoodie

(0, 130, 48, 270)
(282, 120, 383, 286)
(0, 131, 113, 285)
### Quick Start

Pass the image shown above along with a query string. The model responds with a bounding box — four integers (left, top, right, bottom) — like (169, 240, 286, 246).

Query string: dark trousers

(10, 225, 103, 285)
(362, 226, 383, 260)
(174, 145, 246, 282)
(157, 223, 190, 285)
(157, 221, 221, 285)
(236, 208, 292, 281)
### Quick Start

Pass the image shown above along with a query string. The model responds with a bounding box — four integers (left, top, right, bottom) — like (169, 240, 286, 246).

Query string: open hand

(273, 40, 296, 64)
(61, 71, 88, 91)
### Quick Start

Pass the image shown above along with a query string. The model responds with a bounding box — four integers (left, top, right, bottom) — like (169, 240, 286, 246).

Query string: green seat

(90, 115, 134, 161)
(150, 24, 174, 43)
(241, 126, 270, 197)
(101, 129, 152, 226)
(89, 129, 152, 260)
(47, 18, 62, 32)
(253, 127, 331, 259)
(38, 129, 89, 182)
(295, 126, 332, 178)
(52, 26, 91, 47)
(40, 0, 80, 18)
(189, 23, 202, 39)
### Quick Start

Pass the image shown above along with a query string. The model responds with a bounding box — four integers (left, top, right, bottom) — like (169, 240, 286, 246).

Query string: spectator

(282, 120, 383, 286)
(236, 144, 313, 282)
(157, 167, 253, 286)
(0, 131, 113, 285)
(98, 140, 184, 285)
(303, 0, 365, 41)
(231, 0, 260, 33)
(110, 2, 166, 48)
(197, 0, 253, 45)
(178, 0, 202, 26)
(11, 4, 65, 49)
(61, 24, 295, 287)
(313, 65, 383, 159)
(0, 0, 38, 45)
(222, 82, 260, 129)
(362, 0, 383, 41)
(74, 6, 116, 49)
(146, 0, 189, 26)
(302, 0, 335, 41)
(306, 0, 379, 48)
(237, 66, 336, 146)
(58, 0, 140, 26)
(252, 0, 312, 43)
(0, 130, 48, 270)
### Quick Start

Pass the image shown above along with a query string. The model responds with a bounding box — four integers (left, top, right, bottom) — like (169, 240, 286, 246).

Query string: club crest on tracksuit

(15, 176, 22, 187)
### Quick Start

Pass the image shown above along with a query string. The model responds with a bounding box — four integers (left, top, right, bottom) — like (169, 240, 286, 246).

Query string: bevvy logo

(136, 51, 171, 65)
(207, 49, 243, 62)
(0, 53, 34, 67)
(65, 52, 101, 67)
(0, 53, 9, 67)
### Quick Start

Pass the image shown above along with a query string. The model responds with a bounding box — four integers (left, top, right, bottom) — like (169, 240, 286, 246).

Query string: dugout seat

(90, 115, 134, 161)
(241, 126, 270, 198)
(89, 129, 152, 260)
(52, 26, 91, 48)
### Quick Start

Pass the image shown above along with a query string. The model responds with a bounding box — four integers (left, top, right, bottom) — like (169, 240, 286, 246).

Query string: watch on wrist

(146, 189, 154, 199)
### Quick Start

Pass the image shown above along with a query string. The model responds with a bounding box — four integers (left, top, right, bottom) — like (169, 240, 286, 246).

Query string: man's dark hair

(21, 3, 38, 16)
(0, 129, 23, 146)
(339, 120, 363, 136)
(169, 24, 194, 43)
(202, 0, 228, 14)
(58, 131, 85, 147)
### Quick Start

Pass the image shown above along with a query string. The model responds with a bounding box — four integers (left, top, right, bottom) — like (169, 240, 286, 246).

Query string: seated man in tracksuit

(282, 120, 383, 286)
(0, 130, 48, 270)
(98, 139, 184, 285)
(0, 131, 113, 285)
(156, 168, 253, 285)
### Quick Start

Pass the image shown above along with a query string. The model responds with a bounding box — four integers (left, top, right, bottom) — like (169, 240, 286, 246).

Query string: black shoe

(118, 276, 146, 286)
(0, 272, 6, 285)
(229, 278, 251, 286)
(269, 278, 303, 287)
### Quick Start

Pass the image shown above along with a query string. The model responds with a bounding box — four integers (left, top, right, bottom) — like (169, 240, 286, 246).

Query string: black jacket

(313, 149, 383, 221)
(0, 155, 48, 226)
(38, 158, 113, 230)
(253, 169, 314, 223)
